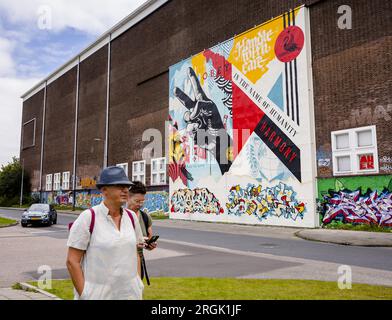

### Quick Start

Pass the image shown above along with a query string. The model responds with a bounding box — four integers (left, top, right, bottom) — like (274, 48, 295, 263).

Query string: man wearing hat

(66, 166, 145, 300)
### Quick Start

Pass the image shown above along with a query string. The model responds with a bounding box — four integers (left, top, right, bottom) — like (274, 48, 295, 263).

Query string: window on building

(46, 174, 52, 191)
(22, 118, 36, 150)
(116, 163, 129, 177)
(53, 173, 61, 191)
(62, 172, 70, 190)
(331, 125, 378, 176)
(132, 160, 146, 184)
(151, 157, 166, 185)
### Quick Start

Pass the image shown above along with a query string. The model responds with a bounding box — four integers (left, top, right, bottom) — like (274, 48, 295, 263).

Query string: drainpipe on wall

(104, 34, 112, 169)
(39, 82, 47, 203)
(72, 58, 81, 211)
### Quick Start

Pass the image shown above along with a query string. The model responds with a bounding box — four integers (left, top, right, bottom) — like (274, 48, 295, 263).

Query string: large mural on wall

(318, 176, 392, 227)
(169, 6, 318, 227)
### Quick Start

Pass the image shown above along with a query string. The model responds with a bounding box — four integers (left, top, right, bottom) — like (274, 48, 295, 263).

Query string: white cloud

(0, 0, 148, 166)
(0, 0, 147, 35)
(0, 77, 40, 167)
(0, 37, 15, 76)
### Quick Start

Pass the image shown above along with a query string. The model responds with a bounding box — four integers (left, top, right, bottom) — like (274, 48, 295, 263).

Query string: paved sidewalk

(0, 287, 56, 300)
(154, 220, 392, 247)
(296, 229, 392, 247)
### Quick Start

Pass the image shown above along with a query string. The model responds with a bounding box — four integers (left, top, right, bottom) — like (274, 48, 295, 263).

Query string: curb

(0, 221, 19, 228)
(0, 207, 24, 211)
(294, 230, 392, 247)
(17, 282, 62, 300)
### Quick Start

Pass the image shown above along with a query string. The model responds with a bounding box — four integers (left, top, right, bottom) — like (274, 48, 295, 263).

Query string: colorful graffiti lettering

(142, 192, 169, 214)
(226, 183, 306, 221)
(322, 189, 392, 227)
(318, 176, 392, 226)
(76, 190, 103, 209)
(171, 188, 224, 215)
(41, 191, 72, 205)
(80, 177, 97, 189)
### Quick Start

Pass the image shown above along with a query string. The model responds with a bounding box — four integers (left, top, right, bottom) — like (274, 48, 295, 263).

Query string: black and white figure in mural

(173, 67, 233, 175)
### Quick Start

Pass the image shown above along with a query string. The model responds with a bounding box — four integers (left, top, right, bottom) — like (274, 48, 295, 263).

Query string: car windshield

(29, 204, 49, 211)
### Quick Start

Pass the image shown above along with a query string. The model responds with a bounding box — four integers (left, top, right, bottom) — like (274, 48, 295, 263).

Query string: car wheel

(47, 219, 53, 227)
(21, 223, 27, 228)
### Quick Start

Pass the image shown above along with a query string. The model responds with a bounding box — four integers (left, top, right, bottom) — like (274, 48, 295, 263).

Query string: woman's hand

(144, 236, 157, 251)
(145, 242, 157, 251)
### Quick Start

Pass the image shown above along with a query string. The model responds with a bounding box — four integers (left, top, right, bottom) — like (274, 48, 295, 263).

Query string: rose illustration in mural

(173, 67, 233, 175)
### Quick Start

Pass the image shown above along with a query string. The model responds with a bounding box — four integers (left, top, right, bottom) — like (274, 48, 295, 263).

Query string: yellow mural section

(228, 11, 298, 84)
(191, 53, 207, 86)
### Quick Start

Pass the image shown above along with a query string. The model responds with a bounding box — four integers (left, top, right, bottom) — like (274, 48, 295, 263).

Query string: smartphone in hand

(145, 235, 159, 246)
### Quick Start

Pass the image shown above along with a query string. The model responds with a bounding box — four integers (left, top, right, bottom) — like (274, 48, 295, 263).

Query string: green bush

(0, 157, 31, 206)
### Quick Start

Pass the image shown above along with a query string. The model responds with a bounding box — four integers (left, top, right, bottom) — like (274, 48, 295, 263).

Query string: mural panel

(169, 6, 318, 227)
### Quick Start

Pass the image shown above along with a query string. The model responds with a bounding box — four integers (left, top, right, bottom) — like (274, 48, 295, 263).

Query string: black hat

(96, 166, 134, 189)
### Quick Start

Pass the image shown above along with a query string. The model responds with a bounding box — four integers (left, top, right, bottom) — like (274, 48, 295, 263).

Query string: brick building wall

(41, 67, 77, 190)
(310, 0, 392, 178)
(76, 45, 108, 189)
(20, 0, 391, 217)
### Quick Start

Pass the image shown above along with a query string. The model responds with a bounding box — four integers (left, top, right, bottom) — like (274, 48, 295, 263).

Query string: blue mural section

(142, 191, 169, 214)
(37, 190, 169, 214)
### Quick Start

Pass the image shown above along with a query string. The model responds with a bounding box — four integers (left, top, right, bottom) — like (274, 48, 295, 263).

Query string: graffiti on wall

(317, 145, 332, 176)
(380, 156, 392, 173)
(169, 7, 317, 227)
(142, 192, 169, 214)
(322, 189, 392, 227)
(338, 104, 392, 128)
(80, 177, 97, 189)
(76, 190, 103, 209)
(318, 176, 392, 227)
(171, 188, 224, 215)
(40, 190, 167, 213)
(226, 183, 306, 221)
(42, 191, 72, 206)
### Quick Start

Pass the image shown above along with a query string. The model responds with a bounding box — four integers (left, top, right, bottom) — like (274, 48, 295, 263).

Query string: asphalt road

(1, 208, 392, 288)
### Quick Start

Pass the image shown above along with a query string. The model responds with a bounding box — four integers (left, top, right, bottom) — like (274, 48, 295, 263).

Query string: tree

(0, 157, 31, 206)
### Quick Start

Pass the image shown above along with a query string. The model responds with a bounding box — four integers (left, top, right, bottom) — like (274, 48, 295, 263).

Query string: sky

(0, 0, 147, 167)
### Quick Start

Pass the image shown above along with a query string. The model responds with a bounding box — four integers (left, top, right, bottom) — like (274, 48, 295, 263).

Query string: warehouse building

(20, 0, 392, 227)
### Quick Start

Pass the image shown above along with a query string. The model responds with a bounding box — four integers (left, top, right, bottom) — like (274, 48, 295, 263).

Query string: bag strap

(124, 208, 136, 230)
(67, 208, 96, 233)
(89, 208, 96, 234)
(140, 210, 150, 237)
(141, 255, 150, 286)
(88, 208, 135, 233)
